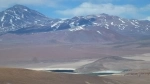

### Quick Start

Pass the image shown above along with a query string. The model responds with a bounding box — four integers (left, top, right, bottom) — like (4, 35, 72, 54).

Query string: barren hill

(75, 56, 150, 73)
(0, 68, 118, 84)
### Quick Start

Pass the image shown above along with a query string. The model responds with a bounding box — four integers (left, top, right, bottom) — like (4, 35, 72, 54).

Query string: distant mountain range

(0, 4, 150, 43)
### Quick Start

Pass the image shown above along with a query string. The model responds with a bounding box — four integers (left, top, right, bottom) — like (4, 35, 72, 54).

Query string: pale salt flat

(47, 59, 96, 68)
(26, 59, 96, 70)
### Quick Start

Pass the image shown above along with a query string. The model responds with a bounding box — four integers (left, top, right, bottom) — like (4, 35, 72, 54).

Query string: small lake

(47, 69, 123, 76)
(47, 70, 75, 73)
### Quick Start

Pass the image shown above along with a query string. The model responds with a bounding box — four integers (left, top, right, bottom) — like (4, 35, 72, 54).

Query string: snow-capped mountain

(65, 13, 150, 35)
(0, 4, 51, 33)
(43, 13, 150, 36)
(1, 4, 150, 43)
(86, 14, 150, 36)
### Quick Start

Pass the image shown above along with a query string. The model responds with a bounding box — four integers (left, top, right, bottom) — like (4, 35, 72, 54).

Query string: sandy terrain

(0, 68, 118, 84)
(0, 43, 150, 68)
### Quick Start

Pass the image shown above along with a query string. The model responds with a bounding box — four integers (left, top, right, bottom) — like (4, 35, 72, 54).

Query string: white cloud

(140, 4, 150, 11)
(56, 2, 138, 18)
(144, 16, 150, 21)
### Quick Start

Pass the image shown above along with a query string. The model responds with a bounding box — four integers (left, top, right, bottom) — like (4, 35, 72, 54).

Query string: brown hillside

(0, 68, 117, 84)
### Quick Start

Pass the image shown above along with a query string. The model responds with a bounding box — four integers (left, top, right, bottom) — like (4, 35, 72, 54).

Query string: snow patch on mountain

(119, 18, 125, 23)
(24, 9, 28, 11)
(51, 20, 64, 28)
(97, 31, 102, 34)
(111, 22, 114, 25)
(105, 24, 109, 29)
(69, 26, 85, 31)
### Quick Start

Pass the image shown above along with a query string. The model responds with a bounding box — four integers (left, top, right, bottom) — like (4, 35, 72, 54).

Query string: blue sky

(0, 0, 150, 20)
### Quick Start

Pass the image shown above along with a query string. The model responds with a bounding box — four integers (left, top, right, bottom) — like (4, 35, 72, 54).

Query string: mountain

(0, 4, 52, 34)
(45, 13, 150, 36)
(0, 5, 150, 43)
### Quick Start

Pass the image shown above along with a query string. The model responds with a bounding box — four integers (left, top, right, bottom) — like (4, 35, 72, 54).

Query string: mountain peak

(8, 4, 30, 11)
(12, 4, 27, 8)
(0, 4, 51, 33)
